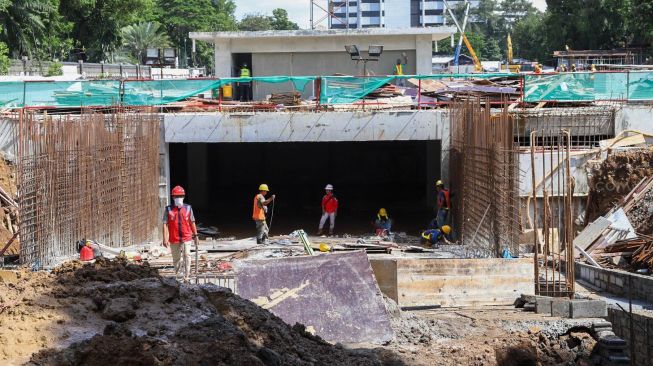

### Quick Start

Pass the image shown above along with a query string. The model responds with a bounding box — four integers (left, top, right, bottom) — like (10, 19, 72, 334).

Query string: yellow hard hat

(258, 184, 269, 191)
(435, 180, 444, 187)
(319, 243, 331, 252)
(441, 225, 451, 235)
(379, 208, 387, 216)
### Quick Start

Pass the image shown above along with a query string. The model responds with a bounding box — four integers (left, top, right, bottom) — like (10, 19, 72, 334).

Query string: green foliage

(271, 8, 299, 30)
(238, 8, 299, 31)
(121, 22, 170, 64)
(238, 13, 272, 31)
(0, 41, 9, 74)
(435, 32, 501, 61)
(0, 0, 58, 57)
(45, 60, 63, 76)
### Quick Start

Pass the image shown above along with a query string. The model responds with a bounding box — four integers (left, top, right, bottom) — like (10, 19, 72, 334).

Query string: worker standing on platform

(253, 184, 275, 244)
(435, 180, 451, 229)
(238, 63, 252, 102)
(394, 52, 408, 87)
(318, 184, 338, 236)
(163, 185, 198, 282)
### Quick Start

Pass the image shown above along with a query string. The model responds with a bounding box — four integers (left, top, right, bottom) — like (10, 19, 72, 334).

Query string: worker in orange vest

(163, 185, 198, 282)
(253, 184, 275, 244)
(435, 179, 451, 229)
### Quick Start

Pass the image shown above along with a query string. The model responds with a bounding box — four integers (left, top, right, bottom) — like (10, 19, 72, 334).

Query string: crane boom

(443, 0, 482, 72)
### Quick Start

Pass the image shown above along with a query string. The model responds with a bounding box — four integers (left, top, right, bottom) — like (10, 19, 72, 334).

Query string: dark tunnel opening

(169, 140, 441, 238)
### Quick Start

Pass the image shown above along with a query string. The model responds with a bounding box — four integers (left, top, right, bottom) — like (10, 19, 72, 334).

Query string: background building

(326, 0, 478, 29)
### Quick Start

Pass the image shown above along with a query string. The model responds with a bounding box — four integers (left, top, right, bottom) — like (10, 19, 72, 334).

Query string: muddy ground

(1, 259, 599, 365)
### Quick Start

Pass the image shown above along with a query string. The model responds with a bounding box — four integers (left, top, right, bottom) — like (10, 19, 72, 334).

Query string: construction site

(1, 24, 653, 366)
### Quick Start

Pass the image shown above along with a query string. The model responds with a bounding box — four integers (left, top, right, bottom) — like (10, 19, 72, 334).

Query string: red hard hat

(171, 185, 185, 196)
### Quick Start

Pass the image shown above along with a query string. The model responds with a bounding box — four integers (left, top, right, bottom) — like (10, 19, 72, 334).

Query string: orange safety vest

(437, 189, 450, 209)
(252, 194, 266, 221)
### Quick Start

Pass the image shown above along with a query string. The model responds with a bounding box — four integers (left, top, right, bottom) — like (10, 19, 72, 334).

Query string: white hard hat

(325, 184, 333, 190)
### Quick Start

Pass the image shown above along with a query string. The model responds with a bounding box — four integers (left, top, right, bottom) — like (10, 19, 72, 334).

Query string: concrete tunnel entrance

(169, 140, 441, 237)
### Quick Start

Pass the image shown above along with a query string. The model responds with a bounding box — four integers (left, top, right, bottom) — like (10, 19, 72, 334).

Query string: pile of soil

(2, 258, 400, 365)
(0, 157, 17, 256)
(587, 148, 653, 229)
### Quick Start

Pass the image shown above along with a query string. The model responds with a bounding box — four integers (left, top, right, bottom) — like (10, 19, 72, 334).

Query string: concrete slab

(535, 296, 554, 314)
(370, 257, 533, 307)
(551, 299, 572, 318)
(570, 300, 608, 319)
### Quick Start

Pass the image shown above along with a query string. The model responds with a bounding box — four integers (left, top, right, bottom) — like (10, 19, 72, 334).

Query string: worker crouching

(374, 208, 393, 237)
(253, 184, 275, 244)
(163, 185, 198, 282)
(422, 225, 452, 247)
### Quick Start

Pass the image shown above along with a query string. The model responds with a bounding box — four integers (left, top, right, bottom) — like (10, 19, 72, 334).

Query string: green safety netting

(0, 82, 24, 108)
(320, 76, 395, 104)
(24, 80, 122, 107)
(123, 79, 221, 105)
(521, 72, 653, 102)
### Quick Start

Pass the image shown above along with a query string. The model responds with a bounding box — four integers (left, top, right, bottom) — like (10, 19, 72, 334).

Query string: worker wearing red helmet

(163, 185, 197, 282)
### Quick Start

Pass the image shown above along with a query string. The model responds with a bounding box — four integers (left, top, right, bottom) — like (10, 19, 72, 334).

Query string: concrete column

(415, 35, 432, 75)
(187, 144, 209, 211)
(213, 39, 232, 77)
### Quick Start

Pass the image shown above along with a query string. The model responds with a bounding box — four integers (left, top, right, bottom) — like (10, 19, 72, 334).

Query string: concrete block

(551, 299, 571, 318)
(535, 296, 554, 314)
(571, 300, 607, 318)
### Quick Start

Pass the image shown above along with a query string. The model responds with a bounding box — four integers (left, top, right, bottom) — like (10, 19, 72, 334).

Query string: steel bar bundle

(16, 108, 160, 268)
(530, 129, 575, 297)
(449, 97, 520, 257)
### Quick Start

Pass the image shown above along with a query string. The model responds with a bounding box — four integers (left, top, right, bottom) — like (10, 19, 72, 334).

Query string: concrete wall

(369, 257, 533, 307)
(0, 118, 16, 162)
(615, 104, 653, 135)
(210, 32, 440, 77)
(251, 50, 416, 100)
(607, 307, 653, 366)
(575, 262, 653, 304)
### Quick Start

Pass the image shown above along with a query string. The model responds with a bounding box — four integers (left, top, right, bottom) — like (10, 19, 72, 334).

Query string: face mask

(174, 197, 184, 207)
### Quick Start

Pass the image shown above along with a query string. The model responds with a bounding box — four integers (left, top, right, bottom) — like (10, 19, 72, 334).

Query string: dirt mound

(1, 259, 400, 366)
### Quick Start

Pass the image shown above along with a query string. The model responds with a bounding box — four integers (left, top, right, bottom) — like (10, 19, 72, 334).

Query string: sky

(233, 0, 548, 29)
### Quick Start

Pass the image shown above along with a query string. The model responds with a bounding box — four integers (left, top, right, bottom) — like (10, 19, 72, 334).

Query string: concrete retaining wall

(369, 257, 533, 307)
(607, 307, 653, 366)
(575, 262, 653, 304)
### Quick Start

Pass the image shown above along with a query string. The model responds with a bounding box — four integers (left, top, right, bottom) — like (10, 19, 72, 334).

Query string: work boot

(329, 229, 334, 237)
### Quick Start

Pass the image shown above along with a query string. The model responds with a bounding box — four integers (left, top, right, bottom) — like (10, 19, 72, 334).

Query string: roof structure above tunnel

(190, 27, 456, 44)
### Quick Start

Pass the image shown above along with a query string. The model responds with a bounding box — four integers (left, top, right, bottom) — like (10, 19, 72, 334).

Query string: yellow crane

(443, 0, 482, 72)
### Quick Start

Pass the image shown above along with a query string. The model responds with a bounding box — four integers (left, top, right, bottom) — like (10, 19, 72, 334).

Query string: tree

(271, 8, 298, 30)
(512, 12, 549, 62)
(238, 9, 298, 32)
(238, 13, 272, 31)
(0, 41, 9, 74)
(434, 32, 500, 61)
(155, 0, 237, 70)
(59, 0, 156, 62)
(122, 22, 170, 64)
(0, 0, 56, 57)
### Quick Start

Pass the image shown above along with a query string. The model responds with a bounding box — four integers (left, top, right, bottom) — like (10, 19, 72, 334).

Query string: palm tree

(121, 22, 171, 65)
(0, 0, 54, 56)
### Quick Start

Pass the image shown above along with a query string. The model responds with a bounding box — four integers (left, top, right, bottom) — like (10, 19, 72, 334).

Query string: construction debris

(269, 91, 302, 106)
(236, 251, 393, 344)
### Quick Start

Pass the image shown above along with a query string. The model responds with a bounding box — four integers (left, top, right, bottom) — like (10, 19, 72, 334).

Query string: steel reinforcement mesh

(450, 97, 520, 257)
(17, 109, 160, 268)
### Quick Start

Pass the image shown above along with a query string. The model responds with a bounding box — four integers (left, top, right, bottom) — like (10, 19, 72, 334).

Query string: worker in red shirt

(163, 185, 198, 282)
(436, 180, 451, 229)
(318, 184, 338, 236)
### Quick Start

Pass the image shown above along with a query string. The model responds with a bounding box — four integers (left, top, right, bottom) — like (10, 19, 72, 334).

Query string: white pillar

(213, 39, 232, 77)
(415, 35, 432, 75)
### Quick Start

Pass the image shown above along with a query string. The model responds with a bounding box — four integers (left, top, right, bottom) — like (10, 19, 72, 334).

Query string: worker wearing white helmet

(318, 184, 338, 236)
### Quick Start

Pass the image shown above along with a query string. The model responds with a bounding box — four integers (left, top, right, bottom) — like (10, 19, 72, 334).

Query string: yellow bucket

(221, 84, 233, 99)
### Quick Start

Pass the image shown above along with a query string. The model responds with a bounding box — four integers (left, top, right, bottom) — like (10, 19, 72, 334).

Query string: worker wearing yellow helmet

(421, 225, 452, 246)
(373, 208, 393, 237)
(252, 183, 275, 244)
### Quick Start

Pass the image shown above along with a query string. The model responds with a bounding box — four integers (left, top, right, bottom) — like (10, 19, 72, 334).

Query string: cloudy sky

(234, 0, 548, 29)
